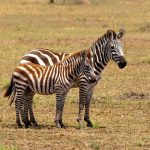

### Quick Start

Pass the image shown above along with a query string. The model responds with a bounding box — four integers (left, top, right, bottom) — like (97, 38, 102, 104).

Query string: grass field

(0, 0, 150, 149)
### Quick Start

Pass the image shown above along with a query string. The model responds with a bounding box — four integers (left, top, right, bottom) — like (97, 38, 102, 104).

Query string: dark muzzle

(88, 75, 97, 84)
(118, 56, 127, 69)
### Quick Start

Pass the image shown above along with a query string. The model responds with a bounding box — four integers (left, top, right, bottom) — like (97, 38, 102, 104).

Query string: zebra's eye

(111, 45, 115, 49)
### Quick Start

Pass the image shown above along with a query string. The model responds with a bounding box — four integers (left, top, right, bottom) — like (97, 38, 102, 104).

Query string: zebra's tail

(4, 77, 16, 105)
(9, 88, 16, 106)
(4, 77, 14, 98)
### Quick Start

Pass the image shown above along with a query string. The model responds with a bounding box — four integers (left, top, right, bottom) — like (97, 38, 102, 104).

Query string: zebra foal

(4, 50, 96, 128)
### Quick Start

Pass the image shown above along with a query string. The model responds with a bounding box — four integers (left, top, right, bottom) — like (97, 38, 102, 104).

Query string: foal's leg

(84, 85, 95, 127)
(20, 97, 27, 126)
(23, 94, 32, 127)
(19, 93, 31, 128)
(77, 86, 87, 127)
(27, 92, 37, 126)
(54, 89, 66, 128)
(59, 92, 68, 128)
(15, 90, 25, 128)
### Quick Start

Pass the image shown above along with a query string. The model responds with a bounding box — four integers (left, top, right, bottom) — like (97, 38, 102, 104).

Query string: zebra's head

(81, 50, 97, 83)
(105, 29, 127, 69)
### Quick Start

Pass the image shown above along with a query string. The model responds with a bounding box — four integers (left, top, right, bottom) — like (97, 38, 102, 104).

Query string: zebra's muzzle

(88, 75, 97, 84)
(118, 56, 127, 69)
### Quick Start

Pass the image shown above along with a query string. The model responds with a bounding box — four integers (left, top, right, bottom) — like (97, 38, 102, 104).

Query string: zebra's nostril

(117, 56, 127, 69)
(88, 76, 97, 83)
(118, 62, 127, 69)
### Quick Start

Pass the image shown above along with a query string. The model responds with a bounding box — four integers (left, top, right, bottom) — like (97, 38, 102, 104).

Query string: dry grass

(0, 0, 150, 149)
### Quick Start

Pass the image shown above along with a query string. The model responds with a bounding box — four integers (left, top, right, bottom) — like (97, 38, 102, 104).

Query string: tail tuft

(4, 77, 14, 98)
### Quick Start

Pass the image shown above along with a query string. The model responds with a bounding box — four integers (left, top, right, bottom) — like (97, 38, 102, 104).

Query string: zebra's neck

(90, 34, 110, 75)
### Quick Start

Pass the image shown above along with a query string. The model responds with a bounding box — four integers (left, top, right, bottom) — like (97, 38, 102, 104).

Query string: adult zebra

(11, 29, 127, 128)
(4, 50, 96, 128)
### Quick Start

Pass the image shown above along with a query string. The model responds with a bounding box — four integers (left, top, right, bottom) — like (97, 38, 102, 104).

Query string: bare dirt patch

(117, 92, 150, 100)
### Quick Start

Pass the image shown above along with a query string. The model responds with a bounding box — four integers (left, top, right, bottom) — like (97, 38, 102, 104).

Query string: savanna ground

(0, 0, 150, 149)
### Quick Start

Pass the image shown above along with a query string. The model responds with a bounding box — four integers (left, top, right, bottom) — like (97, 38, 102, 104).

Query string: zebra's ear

(90, 50, 94, 57)
(107, 30, 114, 40)
(117, 28, 125, 39)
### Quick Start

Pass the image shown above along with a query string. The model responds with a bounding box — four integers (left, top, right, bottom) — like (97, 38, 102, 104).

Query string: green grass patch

(0, 144, 18, 150)
(90, 142, 100, 150)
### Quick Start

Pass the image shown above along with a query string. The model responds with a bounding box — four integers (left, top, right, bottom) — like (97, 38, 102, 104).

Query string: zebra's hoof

(56, 124, 66, 128)
(23, 121, 32, 128)
(27, 121, 32, 126)
(18, 124, 22, 128)
(30, 120, 38, 127)
(61, 124, 67, 128)
(77, 118, 83, 128)
(87, 122, 93, 127)
(55, 120, 61, 128)
(56, 124, 61, 128)
(33, 122, 38, 127)
(59, 120, 66, 128)
(25, 124, 29, 128)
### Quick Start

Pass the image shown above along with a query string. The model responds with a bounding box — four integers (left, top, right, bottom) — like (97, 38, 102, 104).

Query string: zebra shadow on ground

(1, 123, 55, 129)
(1, 123, 82, 129)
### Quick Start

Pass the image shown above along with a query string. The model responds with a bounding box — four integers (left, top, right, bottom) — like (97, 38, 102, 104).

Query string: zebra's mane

(90, 29, 117, 53)
(59, 49, 86, 64)
(97, 30, 117, 43)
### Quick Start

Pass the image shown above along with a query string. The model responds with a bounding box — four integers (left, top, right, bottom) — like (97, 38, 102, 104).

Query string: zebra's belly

(30, 88, 55, 95)
(28, 83, 55, 95)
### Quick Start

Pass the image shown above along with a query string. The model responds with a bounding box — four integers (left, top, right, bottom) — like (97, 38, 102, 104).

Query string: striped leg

(84, 85, 95, 127)
(59, 92, 68, 128)
(20, 90, 37, 128)
(20, 96, 30, 128)
(23, 94, 32, 127)
(77, 85, 87, 127)
(54, 90, 67, 128)
(15, 90, 25, 128)
(26, 92, 37, 126)
(19, 91, 33, 128)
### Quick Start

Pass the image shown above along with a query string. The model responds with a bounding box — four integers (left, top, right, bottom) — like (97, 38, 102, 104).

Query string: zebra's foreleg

(77, 86, 87, 127)
(59, 92, 68, 128)
(84, 84, 95, 127)
(54, 91, 65, 128)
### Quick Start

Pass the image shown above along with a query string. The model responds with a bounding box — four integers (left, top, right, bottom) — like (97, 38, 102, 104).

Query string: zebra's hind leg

(27, 92, 37, 127)
(84, 85, 95, 127)
(19, 94, 31, 128)
(15, 89, 26, 128)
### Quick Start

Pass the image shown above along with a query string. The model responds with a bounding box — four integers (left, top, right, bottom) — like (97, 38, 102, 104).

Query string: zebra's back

(13, 63, 57, 95)
(20, 48, 69, 66)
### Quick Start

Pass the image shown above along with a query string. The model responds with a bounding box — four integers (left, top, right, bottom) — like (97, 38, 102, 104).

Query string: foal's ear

(107, 30, 114, 40)
(117, 28, 125, 39)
